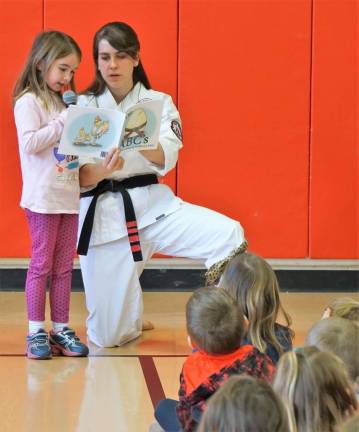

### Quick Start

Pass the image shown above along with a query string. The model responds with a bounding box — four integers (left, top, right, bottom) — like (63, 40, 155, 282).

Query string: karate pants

(79, 201, 245, 347)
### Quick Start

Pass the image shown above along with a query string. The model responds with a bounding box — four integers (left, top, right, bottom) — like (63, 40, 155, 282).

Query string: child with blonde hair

(197, 375, 290, 432)
(322, 297, 359, 325)
(220, 252, 293, 363)
(305, 317, 359, 386)
(340, 415, 359, 432)
(13, 30, 88, 359)
(273, 346, 357, 432)
(154, 286, 274, 432)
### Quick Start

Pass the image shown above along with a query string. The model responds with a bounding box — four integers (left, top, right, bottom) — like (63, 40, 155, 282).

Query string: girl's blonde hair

(273, 347, 358, 432)
(305, 316, 359, 381)
(197, 375, 289, 432)
(326, 297, 359, 323)
(340, 415, 359, 432)
(220, 252, 293, 355)
(13, 30, 81, 111)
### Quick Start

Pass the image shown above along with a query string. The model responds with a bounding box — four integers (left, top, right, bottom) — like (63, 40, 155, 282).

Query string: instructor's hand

(103, 148, 124, 174)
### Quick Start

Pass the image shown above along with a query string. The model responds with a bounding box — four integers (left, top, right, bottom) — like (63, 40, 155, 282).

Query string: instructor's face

(97, 39, 139, 92)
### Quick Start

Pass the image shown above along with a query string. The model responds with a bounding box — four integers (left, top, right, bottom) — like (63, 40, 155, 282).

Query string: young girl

(197, 375, 289, 432)
(13, 30, 88, 359)
(219, 252, 294, 364)
(273, 347, 358, 432)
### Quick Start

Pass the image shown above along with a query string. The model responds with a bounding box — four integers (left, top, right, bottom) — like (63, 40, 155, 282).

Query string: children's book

(58, 99, 164, 158)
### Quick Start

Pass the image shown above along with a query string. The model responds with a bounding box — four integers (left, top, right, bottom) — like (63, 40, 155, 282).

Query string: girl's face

(97, 39, 139, 94)
(44, 53, 79, 92)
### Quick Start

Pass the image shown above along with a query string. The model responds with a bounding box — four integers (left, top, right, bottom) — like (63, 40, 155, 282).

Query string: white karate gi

(78, 83, 245, 347)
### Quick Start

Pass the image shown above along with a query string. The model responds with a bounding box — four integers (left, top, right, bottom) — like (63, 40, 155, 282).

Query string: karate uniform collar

(97, 82, 143, 111)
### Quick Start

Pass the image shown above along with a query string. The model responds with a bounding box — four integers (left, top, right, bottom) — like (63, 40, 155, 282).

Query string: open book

(58, 99, 164, 158)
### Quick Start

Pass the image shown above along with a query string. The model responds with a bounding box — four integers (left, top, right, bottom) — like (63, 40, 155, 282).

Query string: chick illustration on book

(73, 116, 109, 147)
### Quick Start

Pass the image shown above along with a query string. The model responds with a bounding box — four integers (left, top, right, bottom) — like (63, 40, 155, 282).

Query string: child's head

(197, 375, 289, 432)
(322, 297, 359, 325)
(305, 316, 359, 383)
(186, 286, 244, 354)
(14, 30, 81, 109)
(273, 346, 357, 432)
(339, 415, 359, 432)
(220, 252, 292, 354)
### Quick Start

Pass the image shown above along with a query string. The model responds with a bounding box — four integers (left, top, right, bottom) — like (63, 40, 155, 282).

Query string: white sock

(52, 322, 68, 333)
(28, 321, 46, 335)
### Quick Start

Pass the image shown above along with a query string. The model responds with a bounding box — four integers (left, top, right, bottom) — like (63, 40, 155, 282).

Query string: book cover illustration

(119, 99, 164, 152)
(59, 105, 125, 158)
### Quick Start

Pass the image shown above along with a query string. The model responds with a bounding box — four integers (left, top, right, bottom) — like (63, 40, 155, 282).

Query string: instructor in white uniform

(78, 22, 247, 347)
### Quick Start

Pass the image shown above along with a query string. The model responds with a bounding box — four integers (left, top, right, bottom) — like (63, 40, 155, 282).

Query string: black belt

(77, 174, 158, 260)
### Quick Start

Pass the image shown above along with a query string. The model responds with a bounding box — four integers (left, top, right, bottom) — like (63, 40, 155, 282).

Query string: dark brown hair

(84, 21, 150, 96)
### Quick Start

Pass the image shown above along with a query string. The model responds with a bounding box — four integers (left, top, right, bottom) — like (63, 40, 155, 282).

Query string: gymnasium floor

(0, 290, 357, 431)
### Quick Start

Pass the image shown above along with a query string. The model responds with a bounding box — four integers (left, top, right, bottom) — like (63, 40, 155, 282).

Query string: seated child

(154, 286, 275, 432)
(340, 415, 359, 432)
(273, 346, 357, 432)
(322, 297, 359, 326)
(305, 316, 359, 392)
(197, 375, 289, 432)
(219, 252, 294, 363)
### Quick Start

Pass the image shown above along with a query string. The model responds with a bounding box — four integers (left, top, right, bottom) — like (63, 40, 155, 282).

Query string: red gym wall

(0, 0, 357, 259)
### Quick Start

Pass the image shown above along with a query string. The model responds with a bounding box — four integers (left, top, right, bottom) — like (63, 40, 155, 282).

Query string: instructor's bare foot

(142, 320, 154, 331)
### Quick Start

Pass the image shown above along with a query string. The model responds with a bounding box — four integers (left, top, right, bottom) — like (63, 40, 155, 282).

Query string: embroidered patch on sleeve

(171, 120, 183, 141)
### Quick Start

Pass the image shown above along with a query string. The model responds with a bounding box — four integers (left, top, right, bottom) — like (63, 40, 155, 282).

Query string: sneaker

(49, 327, 89, 357)
(26, 329, 52, 360)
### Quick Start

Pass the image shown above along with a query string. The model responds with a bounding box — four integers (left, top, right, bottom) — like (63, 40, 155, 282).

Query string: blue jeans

(154, 399, 183, 432)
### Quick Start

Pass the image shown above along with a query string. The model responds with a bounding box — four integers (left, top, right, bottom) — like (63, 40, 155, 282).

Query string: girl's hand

(102, 148, 124, 174)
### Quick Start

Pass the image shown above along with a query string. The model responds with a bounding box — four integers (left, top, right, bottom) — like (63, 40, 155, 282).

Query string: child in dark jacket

(153, 286, 275, 432)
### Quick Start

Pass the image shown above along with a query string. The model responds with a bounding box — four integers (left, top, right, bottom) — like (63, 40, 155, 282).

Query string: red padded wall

(0, 0, 357, 259)
(310, 0, 358, 258)
(0, 0, 43, 257)
(178, 0, 312, 257)
(0, 0, 178, 257)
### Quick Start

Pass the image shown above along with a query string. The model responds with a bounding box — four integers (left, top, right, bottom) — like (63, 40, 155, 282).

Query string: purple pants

(25, 209, 78, 323)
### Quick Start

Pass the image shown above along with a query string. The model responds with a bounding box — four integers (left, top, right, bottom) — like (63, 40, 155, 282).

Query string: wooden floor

(0, 291, 358, 432)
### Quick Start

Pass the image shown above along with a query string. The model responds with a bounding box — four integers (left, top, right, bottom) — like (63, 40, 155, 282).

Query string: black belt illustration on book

(77, 174, 158, 261)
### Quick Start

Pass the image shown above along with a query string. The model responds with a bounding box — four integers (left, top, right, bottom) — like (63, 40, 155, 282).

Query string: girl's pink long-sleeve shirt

(14, 92, 79, 213)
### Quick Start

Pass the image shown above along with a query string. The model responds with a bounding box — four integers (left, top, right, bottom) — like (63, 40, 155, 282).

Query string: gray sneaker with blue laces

(26, 329, 52, 360)
(49, 327, 89, 357)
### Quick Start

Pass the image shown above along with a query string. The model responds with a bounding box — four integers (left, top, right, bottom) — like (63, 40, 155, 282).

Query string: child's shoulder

(15, 91, 39, 108)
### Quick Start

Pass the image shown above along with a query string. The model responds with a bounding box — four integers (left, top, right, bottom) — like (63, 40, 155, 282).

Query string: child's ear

(187, 335, 194, 349)
(36, 60, 44, 71)
(321, 307, 333, 320)
(243, 315, 249, 330)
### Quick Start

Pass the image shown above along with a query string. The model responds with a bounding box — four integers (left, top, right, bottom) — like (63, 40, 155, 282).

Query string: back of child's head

(197, 375, 289, 432)
(13, 30, 81, 108)
(305, 316, 359, 382)
(186, 286, 244, 354)
(339, 415, 359, 432)
(273, 346, 357, 432)
(220, 252, 292, 355)
(324, 297, 359, 324)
